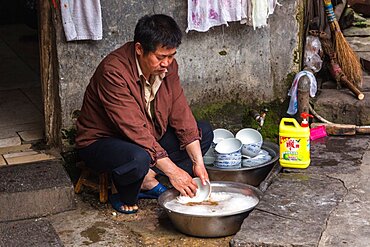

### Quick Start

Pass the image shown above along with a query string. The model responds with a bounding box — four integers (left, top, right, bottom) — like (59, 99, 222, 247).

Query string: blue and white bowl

(213, 138, 242, 169)
(214, 138, 242, 154)
(213, 128, 234, 144)
(242, 153, 272, 168)
(236, 128, 263, 158)
(216, 152, 242, 161)
(214, 159, 241, 169)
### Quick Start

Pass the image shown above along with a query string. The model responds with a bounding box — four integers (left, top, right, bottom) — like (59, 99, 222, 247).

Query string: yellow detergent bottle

(279, 113, 312, 169)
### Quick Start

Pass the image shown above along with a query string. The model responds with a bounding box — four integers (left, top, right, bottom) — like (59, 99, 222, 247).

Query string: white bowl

(214, 138, 242, 154)
(235, 128, 263, 157)
(213, 128, 234, 144)
(177, 177, 211, 203)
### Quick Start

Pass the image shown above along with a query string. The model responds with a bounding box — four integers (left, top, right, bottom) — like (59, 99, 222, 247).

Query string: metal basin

(158, 181, 262, 237)
(206, 141, 279, 186)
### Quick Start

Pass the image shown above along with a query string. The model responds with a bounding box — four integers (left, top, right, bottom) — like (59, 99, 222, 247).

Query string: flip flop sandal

(138, 183, 168, 199)
(109, 194, 138, 214)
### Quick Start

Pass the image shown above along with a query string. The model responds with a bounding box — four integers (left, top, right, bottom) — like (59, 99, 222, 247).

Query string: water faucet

(249, 108, 268, 129)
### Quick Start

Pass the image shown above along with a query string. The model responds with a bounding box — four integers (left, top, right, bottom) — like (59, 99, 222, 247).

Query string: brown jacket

(75, 42, 200, 163)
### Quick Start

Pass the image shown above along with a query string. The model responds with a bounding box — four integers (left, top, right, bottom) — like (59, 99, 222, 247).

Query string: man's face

(135, 43, 177, 77)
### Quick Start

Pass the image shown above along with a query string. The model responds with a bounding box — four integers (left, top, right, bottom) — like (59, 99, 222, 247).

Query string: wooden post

(298, 68, 313, 122)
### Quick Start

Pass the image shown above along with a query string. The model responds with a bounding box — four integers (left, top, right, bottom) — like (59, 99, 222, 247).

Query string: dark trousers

(78, 121, 213, 205)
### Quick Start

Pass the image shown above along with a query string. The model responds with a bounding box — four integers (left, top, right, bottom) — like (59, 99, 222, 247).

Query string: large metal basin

(206, 141, 279, 186)
(158, 181, 262, 237)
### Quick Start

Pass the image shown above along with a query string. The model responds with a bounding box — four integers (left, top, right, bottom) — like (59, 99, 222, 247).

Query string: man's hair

(134, 14, 182, 54)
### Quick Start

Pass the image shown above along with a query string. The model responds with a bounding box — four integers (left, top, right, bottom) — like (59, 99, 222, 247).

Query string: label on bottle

(279, 136, 310, 166)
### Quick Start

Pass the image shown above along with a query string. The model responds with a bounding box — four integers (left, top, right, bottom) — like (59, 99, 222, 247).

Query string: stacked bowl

(204, 128, 273, 169)
(213, 138, 242, 169)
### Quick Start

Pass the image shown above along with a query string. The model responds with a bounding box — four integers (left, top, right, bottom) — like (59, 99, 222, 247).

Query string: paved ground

(2, 135, 367, 247)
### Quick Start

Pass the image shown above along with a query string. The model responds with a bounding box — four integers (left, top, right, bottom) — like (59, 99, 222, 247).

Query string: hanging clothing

(252, 0, 268, 29)
(186, 0, 280, 32)
(60, 0, 103, 41)
(186, 0, 228, 32)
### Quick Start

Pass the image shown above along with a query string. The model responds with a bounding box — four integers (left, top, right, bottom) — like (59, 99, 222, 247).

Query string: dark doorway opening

(0, 0, 44, 148)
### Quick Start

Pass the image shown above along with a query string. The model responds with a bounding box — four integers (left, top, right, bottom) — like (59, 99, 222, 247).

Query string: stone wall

(55, 0, 303, 129)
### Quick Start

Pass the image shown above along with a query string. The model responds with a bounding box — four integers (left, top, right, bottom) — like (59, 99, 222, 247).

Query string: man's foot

(109, 194, 138, 214)
(138, 183, 168, 199)
(141, 168, 159, 190)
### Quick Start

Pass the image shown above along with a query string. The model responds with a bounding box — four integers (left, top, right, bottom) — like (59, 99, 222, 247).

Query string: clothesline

(186, 0, 281, 33)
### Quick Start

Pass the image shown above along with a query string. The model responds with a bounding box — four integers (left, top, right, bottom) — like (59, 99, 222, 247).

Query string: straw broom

(323, 0, 363, 87)
(318, 31, 364, 100)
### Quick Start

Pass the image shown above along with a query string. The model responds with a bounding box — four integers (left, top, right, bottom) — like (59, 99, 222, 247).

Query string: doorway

(0, 0, 44, 149)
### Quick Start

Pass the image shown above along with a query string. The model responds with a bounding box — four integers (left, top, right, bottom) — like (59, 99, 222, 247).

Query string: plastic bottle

(279, 113, 312, 169)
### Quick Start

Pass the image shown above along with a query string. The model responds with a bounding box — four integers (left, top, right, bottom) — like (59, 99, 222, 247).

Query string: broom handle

(340, 75, 365, 100)
(323, 0, 341, 31)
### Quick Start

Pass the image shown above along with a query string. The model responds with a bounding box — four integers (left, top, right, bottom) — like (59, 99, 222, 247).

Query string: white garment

(252, 0, 268, 29)
(60, 0, 103, 41)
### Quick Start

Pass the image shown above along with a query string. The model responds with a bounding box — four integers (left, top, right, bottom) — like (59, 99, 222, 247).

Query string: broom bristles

(334, 31, 363, 88)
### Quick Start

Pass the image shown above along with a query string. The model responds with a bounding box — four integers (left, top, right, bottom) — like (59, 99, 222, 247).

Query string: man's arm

(185, 140, 209, 186)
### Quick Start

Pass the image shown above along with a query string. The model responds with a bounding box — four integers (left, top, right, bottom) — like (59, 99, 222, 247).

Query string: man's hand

(186, 140, 210, 186)
(155, 157, 198, 197)
(193, 163, 209, 186)
(168, 167, 198, 197)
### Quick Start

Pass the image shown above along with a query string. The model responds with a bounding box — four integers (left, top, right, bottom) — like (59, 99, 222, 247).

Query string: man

(75, 14, 213, 214)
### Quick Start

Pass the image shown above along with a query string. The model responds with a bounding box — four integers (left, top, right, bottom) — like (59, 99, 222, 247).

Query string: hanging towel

(60, 0, 103, 41)
(252, 0, 281, 29)
(287, 71, 317, 115)
(252, 0, 268, 29)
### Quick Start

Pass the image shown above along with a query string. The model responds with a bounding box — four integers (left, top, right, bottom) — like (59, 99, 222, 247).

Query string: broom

(318, 31, 364, 100)
(323, 0, 363, 88)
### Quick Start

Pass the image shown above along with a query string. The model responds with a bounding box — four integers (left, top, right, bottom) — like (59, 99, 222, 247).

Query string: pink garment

(186, 0, 280, 33)
(186, 0, 250, 32)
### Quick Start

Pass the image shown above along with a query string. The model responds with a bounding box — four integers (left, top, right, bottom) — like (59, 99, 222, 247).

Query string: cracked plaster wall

(54, 0, 303, 129)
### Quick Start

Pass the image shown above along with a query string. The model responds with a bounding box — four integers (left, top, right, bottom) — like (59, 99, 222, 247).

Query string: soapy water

(164, 192, 259, 216)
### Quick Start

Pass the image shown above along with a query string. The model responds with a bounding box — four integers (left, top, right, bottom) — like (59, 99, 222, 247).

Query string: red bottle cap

(300, 112, 313, 127)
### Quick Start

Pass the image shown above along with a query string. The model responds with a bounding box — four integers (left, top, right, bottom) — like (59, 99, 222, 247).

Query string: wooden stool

(74, 162, 116, 203)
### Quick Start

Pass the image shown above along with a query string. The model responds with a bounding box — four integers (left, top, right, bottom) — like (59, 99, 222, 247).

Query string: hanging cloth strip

(186, 0, 280, 32)
(287, 71, 318, 115)
(60, 0, 103, 41)
(252, 0, 281, 29)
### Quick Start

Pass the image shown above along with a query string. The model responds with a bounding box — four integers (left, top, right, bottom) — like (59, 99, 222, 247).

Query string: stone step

(312, 89, 370, 125)
(0, 160, 76, 222)
(0, 146, 61, 168)
(313, 76, 370, 125)
(0, 218, 63, 247)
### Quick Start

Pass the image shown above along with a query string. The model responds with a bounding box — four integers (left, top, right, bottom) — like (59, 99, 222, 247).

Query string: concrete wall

(55, 0, 303, 129)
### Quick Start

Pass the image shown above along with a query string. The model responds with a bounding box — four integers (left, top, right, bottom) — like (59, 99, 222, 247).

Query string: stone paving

(2, 136, 369, 247)
(232, 136, 370, 247)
